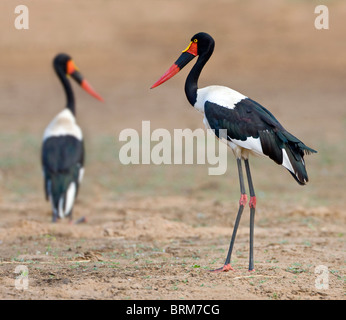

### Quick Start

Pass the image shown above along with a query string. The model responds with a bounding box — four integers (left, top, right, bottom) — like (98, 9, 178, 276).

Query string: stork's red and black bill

(151, 40, 198, 89)
(66, 60, 104, 102)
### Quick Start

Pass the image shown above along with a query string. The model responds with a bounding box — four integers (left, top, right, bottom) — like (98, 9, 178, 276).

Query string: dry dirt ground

(0, 1, 345, 300)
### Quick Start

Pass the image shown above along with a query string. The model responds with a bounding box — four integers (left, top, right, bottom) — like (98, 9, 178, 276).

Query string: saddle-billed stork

(151, 32, 317, 271)
(42, 53, 103, 223)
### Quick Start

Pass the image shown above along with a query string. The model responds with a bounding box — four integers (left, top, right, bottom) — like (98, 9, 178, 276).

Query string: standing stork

(151, 32, 316, 271)
(42, 53, 103, 223)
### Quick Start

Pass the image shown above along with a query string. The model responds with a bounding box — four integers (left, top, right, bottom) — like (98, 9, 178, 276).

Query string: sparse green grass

(0, 131, 344, 210)
(285, 262, 308, 274)
(76, 137, 346, 207)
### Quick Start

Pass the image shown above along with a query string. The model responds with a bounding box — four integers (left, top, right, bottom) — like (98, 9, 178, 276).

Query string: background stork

(42, 53, 103, 223)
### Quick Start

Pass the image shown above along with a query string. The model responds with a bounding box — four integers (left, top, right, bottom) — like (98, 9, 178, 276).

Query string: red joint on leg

(239, 194, 248, 206)
(249, 196, 256, 209)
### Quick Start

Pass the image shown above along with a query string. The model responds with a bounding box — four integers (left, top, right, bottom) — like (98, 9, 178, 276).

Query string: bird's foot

(209, 264, 234, 273)
(73, 216, 87, 224)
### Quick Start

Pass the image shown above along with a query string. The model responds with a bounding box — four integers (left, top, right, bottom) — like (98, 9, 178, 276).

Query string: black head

(151, 32, 215, 89)
(189, 32, 215, 57)
(52, 53, 104, 102)
(53, 53, 73, 75)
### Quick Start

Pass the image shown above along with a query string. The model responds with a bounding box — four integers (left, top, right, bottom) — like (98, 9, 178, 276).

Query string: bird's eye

(193, 39, 198, 43)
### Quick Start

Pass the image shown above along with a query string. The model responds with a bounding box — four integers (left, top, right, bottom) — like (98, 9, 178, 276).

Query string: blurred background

(0, 0, 345, 211)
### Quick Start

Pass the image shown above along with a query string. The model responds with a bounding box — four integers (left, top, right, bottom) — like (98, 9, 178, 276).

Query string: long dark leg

(211, 158, 247, 272)
(244, 159, 256, 271)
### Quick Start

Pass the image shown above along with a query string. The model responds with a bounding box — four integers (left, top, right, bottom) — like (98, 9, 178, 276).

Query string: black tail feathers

(283, 138, 317, 185)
